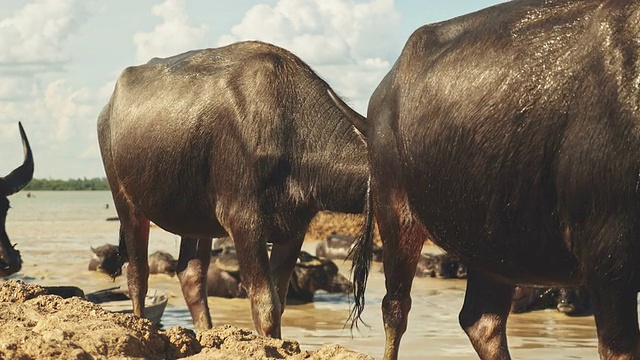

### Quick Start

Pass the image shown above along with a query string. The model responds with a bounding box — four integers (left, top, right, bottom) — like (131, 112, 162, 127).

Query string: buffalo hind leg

(458, 269, 513, 360)
(232, 227, 281, 338)
(378, 198, 427, 360)
(119, 211, 150, 318)
(269, 231, 306, 312)
(579, 215, 640, 359)
(177, 237, 213, 331)
(590, 282, 640, 359)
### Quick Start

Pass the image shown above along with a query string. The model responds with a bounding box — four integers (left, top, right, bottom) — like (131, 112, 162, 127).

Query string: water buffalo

(88, 244, 123, 278)
(287, 250, 353, 304)
(315, 232, 383, 262)
(98, 40, 367, 335)
(511, 286, 592, 317)
(206, 247, 245, 298)
(0, 122, 33, 277)
(337, 1, 640, 358)
(207, 247, 352, 303)
(89, 245, 178, 277)
(415, 253, 467, 279)
(148, 250, 177, 276)
(212, 237, 234, 250)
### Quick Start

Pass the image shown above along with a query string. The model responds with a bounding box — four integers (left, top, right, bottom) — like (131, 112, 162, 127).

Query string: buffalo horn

(2, 122, 34, 196)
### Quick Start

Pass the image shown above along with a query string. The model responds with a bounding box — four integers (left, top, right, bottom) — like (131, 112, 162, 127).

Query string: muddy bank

(0, 280, 372, 360)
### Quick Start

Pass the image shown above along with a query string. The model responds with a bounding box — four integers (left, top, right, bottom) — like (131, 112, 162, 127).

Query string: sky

(0, 0, 506, 179)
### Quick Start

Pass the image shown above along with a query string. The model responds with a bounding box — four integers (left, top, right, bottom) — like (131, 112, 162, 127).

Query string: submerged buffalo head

(556, 287, 592, 316)
(0, 122, 33, 277)
(148, 250, 177, 276)
(88, 244, 123, 279)
(416, 253, 467, 279)
(510, 286, 558, 313)
(510, 286, 592, 316)
(288, 251, 353, 303)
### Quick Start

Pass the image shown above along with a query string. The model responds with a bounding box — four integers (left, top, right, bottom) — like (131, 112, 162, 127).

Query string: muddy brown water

(5, 191, 600, 359)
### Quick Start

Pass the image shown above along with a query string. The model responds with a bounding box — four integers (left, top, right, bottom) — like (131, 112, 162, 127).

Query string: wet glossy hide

(98, 41, 367, 335)
(343, 1, 640, 358)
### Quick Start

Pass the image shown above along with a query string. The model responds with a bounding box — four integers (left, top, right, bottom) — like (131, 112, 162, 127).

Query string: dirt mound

(194, 326, 371, 360)
(306, 211, 381, 245)
(0, 280, 372, 360)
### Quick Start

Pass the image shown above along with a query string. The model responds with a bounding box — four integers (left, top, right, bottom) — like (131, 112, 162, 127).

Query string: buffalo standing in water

(415, 253, 467, 279)
(0, 122, 33, 277)
(511, 286, 592, 317)
(89, 245, 176, 278)
(207, 247, 353, 303)
(338, 0, 640, 359)
(98, 41, 367, 336)
(88, 244, 122, 278)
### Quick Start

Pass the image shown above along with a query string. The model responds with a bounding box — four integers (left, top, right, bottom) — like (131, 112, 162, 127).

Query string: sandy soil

(0, 280, 372, 360)
(0, 212, 392, 359)
(305, 211, 381, 245)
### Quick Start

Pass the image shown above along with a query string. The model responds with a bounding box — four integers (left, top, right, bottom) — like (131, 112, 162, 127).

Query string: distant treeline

(23, 177, 110, 191)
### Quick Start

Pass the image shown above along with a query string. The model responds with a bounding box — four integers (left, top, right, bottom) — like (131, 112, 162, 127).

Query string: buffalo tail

(348, 177, 374, 330)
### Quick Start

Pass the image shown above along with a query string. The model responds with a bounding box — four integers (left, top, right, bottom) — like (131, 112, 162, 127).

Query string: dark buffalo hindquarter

(109, 93, 229, 238)
(406, 207, 581, 284)
(351, 1, 640, 359)
(99, 41, 368, 338)
(400, 133, 581, 284)
(117, 179, 226, 239)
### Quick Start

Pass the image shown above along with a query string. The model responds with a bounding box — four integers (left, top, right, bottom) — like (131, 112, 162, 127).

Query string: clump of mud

(0, 280, 372, 359)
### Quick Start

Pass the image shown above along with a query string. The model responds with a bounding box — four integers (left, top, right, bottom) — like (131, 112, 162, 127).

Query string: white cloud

(0, 0, 89, 113)
(0, 0, 88, 68)
(43, 79, 94, 142)
(0, 77, 102, 180)
(218, 0, 401, 113)
(0, 115, 21, 141)
(0, 0, 410, 179)
(0, 1, 115, 178)
(96, 79, 117, 105)
(133, 0, 208, 64)
(0, 76, 39, 101)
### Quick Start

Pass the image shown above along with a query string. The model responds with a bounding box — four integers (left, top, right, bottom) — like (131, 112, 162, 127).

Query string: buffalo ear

(91, 247, 99, 255)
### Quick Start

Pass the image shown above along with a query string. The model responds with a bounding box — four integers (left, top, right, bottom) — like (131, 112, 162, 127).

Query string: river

(4, 191, 600, 359)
